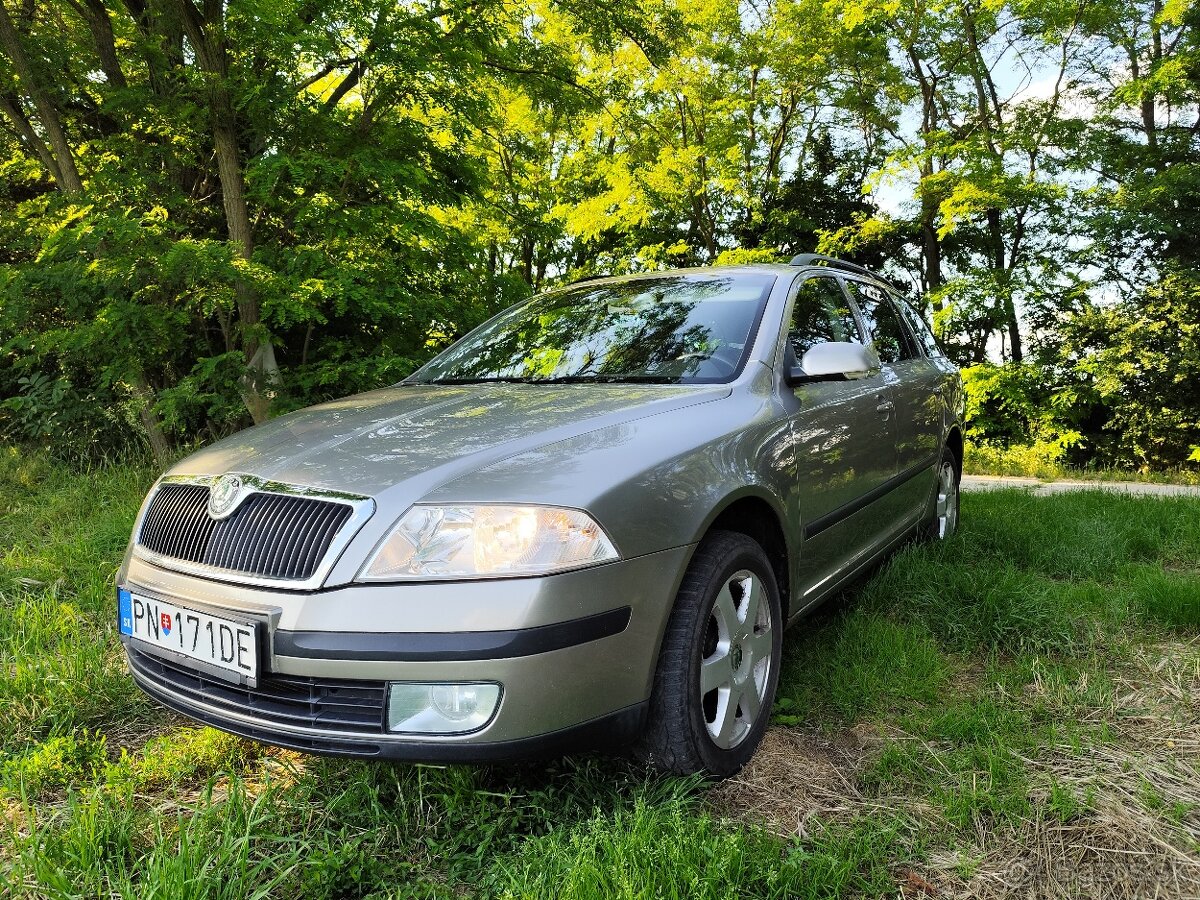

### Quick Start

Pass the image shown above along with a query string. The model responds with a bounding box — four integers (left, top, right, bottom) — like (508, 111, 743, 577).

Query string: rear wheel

(637, 530, 782, 776)
(923, 447, 960, 541)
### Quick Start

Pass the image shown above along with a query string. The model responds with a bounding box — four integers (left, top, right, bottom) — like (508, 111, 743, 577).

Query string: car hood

(168, 382, 730, 497)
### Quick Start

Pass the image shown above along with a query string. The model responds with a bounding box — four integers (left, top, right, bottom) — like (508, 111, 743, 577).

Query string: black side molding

(274, 606, 632, 662)
(804, 453, 939, 540)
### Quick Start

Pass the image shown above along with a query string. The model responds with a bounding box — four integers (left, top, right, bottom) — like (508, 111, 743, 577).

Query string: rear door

(842, 277, 943, 521)
(780, 274, 899, 609)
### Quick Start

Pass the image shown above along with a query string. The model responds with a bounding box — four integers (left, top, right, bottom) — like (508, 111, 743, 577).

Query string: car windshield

(409, 273, 776, 386)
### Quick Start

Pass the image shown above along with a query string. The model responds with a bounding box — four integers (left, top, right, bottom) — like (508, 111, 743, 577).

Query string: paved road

(961, 474, 1200, 498)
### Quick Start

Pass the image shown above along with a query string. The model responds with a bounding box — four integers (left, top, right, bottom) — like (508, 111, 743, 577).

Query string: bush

(1063, 271, 1200, 470)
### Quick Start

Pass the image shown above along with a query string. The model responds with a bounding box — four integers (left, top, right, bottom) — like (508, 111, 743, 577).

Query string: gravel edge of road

(961, 474, 1200, 497)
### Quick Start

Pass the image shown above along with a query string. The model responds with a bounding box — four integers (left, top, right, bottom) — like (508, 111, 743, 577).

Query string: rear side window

(893, 294, 942, 358)
(787, 276, 862, 359)
(844, 280, 917, 364)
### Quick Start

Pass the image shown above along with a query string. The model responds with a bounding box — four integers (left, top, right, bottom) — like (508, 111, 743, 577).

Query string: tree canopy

(1, 0, 1197, 471)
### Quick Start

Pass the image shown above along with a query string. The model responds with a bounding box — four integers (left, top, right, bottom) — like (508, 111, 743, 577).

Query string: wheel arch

(945, 425, 964, 474)
(691, 489, 793, 623)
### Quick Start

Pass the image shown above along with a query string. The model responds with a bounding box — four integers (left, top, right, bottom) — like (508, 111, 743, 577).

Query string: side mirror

(786, 341, 879, 385)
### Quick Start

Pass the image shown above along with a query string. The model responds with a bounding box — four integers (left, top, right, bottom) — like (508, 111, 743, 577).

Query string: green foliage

(1063, 271, 1200, 469)
(962, 363, 1084, 454)
(490, 797, 901, 899)
(1, 732, 108, 797)
(0, 0, 1197, 475)
(0, 373, 145, 464)
(964, 441, 1074, 479)
(0, 0, 897, 465)
(961, 270, 1200, 473)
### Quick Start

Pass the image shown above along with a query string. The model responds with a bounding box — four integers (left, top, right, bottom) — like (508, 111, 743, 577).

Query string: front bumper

(118, 544, 691, 760)
(127, 643, 648, 761)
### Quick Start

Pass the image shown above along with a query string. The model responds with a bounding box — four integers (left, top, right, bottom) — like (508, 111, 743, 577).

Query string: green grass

(489, 797, 903, 900)
(2, 446, 1199, 897)
(772, 487, 1200, 864)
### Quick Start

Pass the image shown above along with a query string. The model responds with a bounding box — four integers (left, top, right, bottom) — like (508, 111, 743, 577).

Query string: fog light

(387, 682, 501, 734)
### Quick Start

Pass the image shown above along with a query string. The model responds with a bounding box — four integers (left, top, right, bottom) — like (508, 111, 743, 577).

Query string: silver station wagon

(117, 255, 963, 776)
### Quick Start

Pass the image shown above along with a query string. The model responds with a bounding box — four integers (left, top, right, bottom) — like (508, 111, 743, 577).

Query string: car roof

(565, 262, 895, 291)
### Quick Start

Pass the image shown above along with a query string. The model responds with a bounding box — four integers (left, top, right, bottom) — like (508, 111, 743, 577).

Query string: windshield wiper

(424, 374, 680, 385)
(426, 376, 540, 385)
(542, 374, 679, 384)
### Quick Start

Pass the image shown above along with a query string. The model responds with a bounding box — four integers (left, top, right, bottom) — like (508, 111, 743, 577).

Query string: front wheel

(637, 530, 783, 777)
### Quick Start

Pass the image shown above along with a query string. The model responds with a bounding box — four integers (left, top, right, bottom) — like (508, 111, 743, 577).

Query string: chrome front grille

(135, 477, 371, 585)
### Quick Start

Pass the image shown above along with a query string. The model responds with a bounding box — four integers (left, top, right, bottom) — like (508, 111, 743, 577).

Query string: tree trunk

(986, 208, 1022, 363)
(519, 236, 534, 285)
(171, 0, 271, 423)
(1004, 294, 1022, 364)
(0, 3, 85, 192)
(118, 0, 180, 99)
(905, 43, 944, 307)
(920, 210, 943, 297)
(1142, 0, 1162, 153)
(130, 371, 173, 467)
(67, 0, 128, 89)
(211, 87, 271, 423)
(919, 164, 944, 305)
(0, 93, 64, 182)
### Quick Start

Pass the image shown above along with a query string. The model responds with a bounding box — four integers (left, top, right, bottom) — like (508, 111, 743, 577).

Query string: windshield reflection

(410, 274, 776, 386)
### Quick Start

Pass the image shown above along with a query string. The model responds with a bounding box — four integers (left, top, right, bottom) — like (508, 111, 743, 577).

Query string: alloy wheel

(699, 569, 773, 749)
(935, 461, 958, 539)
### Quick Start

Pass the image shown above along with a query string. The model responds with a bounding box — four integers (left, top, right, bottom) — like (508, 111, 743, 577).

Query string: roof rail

(788, 253, 879, 278)
(788, 253, 903, 292)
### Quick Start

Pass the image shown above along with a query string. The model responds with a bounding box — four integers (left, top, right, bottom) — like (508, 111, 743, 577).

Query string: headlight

(358, 504, 619, 581)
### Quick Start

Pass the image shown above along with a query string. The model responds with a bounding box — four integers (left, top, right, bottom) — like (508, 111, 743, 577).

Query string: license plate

(119, 588, 258, 684)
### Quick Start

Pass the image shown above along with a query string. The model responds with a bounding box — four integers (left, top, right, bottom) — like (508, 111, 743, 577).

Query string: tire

(922, 445, 960, 541)
(636, 530, 783, 777)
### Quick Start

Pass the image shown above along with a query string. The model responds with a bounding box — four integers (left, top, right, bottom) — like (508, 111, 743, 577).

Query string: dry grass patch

(709, 724, 919, 836)
(1110, 640, 1200, 743)
(956, 802, 1200, 899)
(717, 730, 1200, 899)
(3, 797, 27, 835)
(714, 636, 1200, 899)
(971, 645, 1200, 899)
